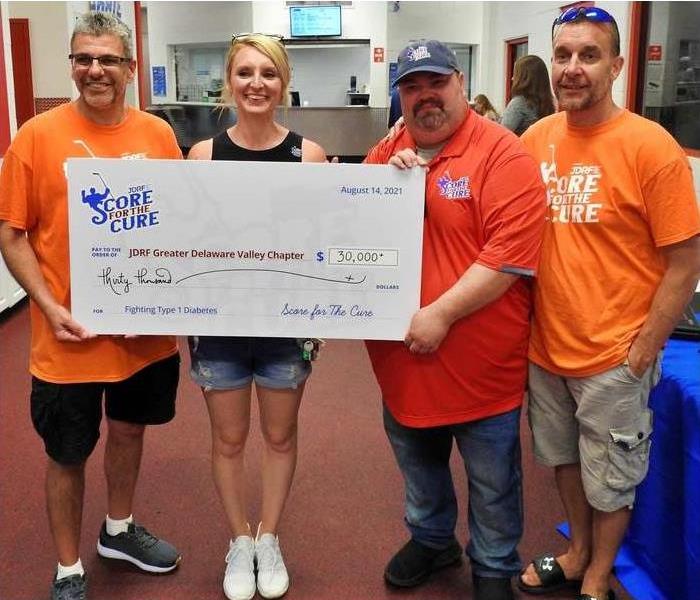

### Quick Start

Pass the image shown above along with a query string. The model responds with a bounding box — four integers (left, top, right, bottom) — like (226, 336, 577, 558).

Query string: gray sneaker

(96, 522, 181, 573)
(51, 574, 86, 600)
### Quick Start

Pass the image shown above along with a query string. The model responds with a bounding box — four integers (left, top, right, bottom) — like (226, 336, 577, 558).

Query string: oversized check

(67, 159, 425, 340)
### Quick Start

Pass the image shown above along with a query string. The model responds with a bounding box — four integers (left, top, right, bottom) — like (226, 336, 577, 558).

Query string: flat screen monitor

(289, 5, 342, 38)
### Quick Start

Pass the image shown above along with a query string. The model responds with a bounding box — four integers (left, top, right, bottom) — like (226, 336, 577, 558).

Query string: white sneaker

(223, 535, 256, 600)
(254, 525, 289, 599)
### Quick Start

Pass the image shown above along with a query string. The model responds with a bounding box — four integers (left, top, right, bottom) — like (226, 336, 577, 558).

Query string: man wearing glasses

(365, 40, 546, 600)
(0, 11, 182, 600)
(519, 7, 700, 600)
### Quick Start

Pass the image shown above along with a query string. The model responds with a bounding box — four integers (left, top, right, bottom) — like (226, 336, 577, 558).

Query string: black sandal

(517, 553, 583, 595)
(577, 591, 616, 600)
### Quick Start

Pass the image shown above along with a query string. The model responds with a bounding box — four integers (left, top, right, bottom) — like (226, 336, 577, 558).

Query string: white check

(68, 159, 425, 340)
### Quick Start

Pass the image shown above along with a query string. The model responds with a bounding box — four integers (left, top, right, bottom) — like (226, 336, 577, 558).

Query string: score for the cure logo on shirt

(540, 158, 603, 224)
(437, 172, 472, 201)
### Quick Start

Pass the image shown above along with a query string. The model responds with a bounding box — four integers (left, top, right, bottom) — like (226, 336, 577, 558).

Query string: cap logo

(407, 46, 431, 62)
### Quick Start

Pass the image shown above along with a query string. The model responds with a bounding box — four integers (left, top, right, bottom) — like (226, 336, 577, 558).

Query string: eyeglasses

(69, 53, 131, 68)
(551, 6, 618, 38)
(231, 33, 285, 45)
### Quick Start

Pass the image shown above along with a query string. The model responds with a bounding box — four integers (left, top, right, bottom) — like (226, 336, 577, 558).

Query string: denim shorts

(188, 336, 311, 391)
(528, 355, 661, 512)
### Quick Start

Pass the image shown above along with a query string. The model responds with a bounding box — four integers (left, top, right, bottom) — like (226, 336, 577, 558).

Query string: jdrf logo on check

(81, 172, 160, 233)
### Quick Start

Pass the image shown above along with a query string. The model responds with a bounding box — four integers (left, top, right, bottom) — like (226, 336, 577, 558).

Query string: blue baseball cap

(393, 40, 460, 86)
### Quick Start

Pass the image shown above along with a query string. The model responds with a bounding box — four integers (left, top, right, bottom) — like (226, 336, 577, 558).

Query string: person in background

(365, 39, 546, 600)
(518, 7, 700, 600)
(501, 55, 555, 135)
(472, 94, 500, 122)
(0, 11, 182, 600)
(187, 33, 326, 600)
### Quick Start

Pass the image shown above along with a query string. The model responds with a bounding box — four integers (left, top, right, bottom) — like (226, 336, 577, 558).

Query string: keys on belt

(300, 338, 323, 361)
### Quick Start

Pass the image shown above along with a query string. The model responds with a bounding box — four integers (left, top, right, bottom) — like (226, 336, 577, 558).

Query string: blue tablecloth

(618, 338, 700, 600)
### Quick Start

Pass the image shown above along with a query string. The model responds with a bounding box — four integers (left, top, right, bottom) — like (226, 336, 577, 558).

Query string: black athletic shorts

(30, 354, 180, 465)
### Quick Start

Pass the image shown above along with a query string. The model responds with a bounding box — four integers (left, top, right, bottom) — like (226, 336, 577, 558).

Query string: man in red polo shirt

(365, 40, 546, 600)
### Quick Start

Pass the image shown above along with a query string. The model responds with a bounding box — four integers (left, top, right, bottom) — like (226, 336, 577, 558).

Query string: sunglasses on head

(551, 6, 618, 39)
(231, 33, 285, 46)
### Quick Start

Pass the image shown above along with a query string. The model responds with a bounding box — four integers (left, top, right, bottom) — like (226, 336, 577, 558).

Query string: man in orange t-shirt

(0, 12, 182, 600)
(365, 40, 545, 600)
(518, 8, 700, 600)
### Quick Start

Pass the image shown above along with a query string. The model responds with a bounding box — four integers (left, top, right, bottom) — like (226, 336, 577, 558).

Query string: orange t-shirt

(0, 103, 183, 383)
(521, 109, 700, 376)
(365, 111, 546, 427)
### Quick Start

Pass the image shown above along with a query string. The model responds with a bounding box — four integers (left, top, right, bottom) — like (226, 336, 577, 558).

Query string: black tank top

(211, 129, 303, 162)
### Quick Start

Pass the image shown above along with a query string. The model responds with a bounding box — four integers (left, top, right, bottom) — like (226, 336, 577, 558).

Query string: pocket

(620, 361, 643, 382)
(621, 350, 664, 384)
(605, 409, 653, 491)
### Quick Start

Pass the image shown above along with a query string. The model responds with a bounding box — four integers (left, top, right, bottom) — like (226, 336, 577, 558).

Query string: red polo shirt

(365, 111, 545, 427)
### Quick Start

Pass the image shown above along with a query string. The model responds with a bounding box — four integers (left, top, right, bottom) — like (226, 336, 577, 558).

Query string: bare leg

(104, 419, 145, 519)
(205, 387, 253, 537)
(521, 463, 591, 585)
(555, 463, 593, 573)
(580, 507, 631, 597)
(46, 459, 85, 566)
(257, 384, 305, 535)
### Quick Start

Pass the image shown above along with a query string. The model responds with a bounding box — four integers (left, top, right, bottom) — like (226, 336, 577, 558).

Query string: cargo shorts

(527, 355, 661, 512)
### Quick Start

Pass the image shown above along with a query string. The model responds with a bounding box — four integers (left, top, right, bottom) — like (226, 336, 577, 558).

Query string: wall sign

(89, 1, 122, 19)
(152, 66, 166, 97)
(373, 47, 385, 63)
(647, 44, 663, 61)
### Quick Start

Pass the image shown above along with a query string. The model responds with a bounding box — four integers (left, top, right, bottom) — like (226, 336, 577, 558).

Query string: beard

(555, 81, 607, 112)
(413, 100, 447, 131)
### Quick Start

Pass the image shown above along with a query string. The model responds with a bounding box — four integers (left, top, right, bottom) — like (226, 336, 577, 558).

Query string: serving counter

(147, 103, 390, 161)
